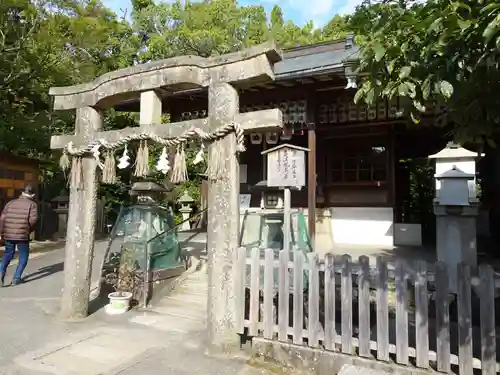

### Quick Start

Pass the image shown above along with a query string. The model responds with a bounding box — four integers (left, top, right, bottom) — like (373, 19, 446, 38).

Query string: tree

(349, 0, 500, 143)
(321, 14, 350, 40)
(134, 0, 251, 59)
(0, 0, 352, 215)
(132, 0, 337, 61)
(0, 0, 140, 159)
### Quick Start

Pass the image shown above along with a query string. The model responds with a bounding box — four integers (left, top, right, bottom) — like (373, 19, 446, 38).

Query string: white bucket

(106, 292, 133, 315)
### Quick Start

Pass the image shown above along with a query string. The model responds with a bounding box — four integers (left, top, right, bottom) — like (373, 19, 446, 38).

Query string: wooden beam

(307, 91, 317, 248)
(308, 126, 317, 248)
(51, 108, 283, 149)
(299, 78, 316, 84)
(276, 81, 295, 87)
(389, 124, 396, 206)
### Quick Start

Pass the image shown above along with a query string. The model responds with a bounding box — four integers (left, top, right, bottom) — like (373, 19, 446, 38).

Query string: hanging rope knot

(233, 122, 246, 152)
(66, 141, 77, 155)
(62, 120, 246, 184)
(90, 143, 104, 169)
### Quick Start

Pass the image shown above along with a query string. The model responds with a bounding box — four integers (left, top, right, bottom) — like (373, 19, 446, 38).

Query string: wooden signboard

(261, 144, 310, 255)
(262, 144, 309, 188)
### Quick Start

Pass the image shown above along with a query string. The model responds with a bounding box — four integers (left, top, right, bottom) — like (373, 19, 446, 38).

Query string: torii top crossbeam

(49, 41, 281, 111)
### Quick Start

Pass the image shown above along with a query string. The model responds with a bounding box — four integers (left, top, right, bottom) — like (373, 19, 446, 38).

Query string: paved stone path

(338, 365, 390, 375)
(0, 244, 271, 375)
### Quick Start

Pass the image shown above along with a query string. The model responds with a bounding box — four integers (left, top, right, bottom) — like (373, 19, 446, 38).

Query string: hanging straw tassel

(134, 140, 150, 177)
(134, 141, 144, 177)
(205, 140, 225, 180)
(70, 156, 83, 189)
(101, 151, 116, 184)
(171, 145, 188, 183)
(59, 150, 71, 173)
(142, 140, 150, 175)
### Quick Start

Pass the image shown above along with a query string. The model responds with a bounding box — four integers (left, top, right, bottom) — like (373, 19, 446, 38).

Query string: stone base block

(251, 337, 434, 375)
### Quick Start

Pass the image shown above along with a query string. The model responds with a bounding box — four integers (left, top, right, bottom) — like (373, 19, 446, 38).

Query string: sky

(102, 0, 363, 28)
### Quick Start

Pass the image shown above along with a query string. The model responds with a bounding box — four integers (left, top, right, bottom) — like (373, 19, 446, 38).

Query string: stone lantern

(51, 193, 69, 238)
(130, 180, 168, 205)
(429, 141, 483, 199)
(436, 166, 474, 206)
(434, 166, 478, 293)
(178, 190, 194, 231)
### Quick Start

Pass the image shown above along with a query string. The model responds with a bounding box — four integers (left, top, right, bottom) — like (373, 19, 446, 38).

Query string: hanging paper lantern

(265, 132, 279, 145)
(281, 126, 292, 141)
(250, 133, 262, 144)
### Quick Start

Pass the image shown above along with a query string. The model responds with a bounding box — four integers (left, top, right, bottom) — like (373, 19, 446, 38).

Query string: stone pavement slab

(1, 242, 278, 375)
(0, 241, 108, 369)
(14, 327, 164, 375)
(11, 311, 273, 375)
(338, 365, 391, 375)
(129, 312, 206, 334)
(0, 238, 287, 375)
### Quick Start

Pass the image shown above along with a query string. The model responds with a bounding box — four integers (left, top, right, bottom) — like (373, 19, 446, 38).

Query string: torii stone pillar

(48, 42, 283, 351)
(60, 107, 103, 319)
(206, 82, 240, 352)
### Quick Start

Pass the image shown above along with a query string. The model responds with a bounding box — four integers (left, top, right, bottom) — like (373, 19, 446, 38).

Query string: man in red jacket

(0, 185, 38, 286)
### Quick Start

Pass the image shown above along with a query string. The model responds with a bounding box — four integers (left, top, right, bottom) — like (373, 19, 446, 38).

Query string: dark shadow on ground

(88, 294, 110, 315)
(88, 282, 113, 315)
(23, 262, 64, 282)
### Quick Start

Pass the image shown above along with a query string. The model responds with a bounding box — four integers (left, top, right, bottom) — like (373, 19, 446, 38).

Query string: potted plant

(106, 247, 136, 315)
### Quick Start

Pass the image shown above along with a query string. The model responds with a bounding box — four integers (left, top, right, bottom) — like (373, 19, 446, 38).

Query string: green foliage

(132, 0, 347, 59)
(350, 0, 500, 144)
(2, 0, 351, 165)
(1, 0, 354, 217)
(1, 0, 140, 153)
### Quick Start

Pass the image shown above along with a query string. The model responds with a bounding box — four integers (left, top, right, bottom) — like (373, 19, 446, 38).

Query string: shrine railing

(234, 248, 499, 374)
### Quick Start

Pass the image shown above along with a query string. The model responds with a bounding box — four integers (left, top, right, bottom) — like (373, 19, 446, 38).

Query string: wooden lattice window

(327, 140, 388, 184)
(265, 194, 280, 208)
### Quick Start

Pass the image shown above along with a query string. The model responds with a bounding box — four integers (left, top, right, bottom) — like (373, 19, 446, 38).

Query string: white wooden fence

(233, 247, 500, 374)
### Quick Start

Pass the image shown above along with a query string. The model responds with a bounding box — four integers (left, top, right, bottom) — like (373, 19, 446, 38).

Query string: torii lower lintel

(50, 109, 282, 150)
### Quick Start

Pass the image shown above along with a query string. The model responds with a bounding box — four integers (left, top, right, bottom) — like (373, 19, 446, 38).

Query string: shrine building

(0, 153, 39, 211)
(115, 36, 446, 249)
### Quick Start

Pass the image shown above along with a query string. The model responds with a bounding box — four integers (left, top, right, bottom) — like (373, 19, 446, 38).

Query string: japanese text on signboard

(266, 147, 305, 188)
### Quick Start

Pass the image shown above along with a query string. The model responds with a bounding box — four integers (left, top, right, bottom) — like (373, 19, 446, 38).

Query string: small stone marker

(338, 364, 391, 375)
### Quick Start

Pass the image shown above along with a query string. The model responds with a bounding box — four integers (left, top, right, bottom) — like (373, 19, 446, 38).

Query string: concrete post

(433, 166, 478, 293)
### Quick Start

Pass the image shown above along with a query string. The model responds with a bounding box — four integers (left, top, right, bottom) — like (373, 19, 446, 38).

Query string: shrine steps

(130, 268, 209, 334)
(179, 228, 208, 273)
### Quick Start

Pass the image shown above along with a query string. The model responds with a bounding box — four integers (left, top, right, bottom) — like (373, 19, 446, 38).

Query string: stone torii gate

(49, 42, 283, 351)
